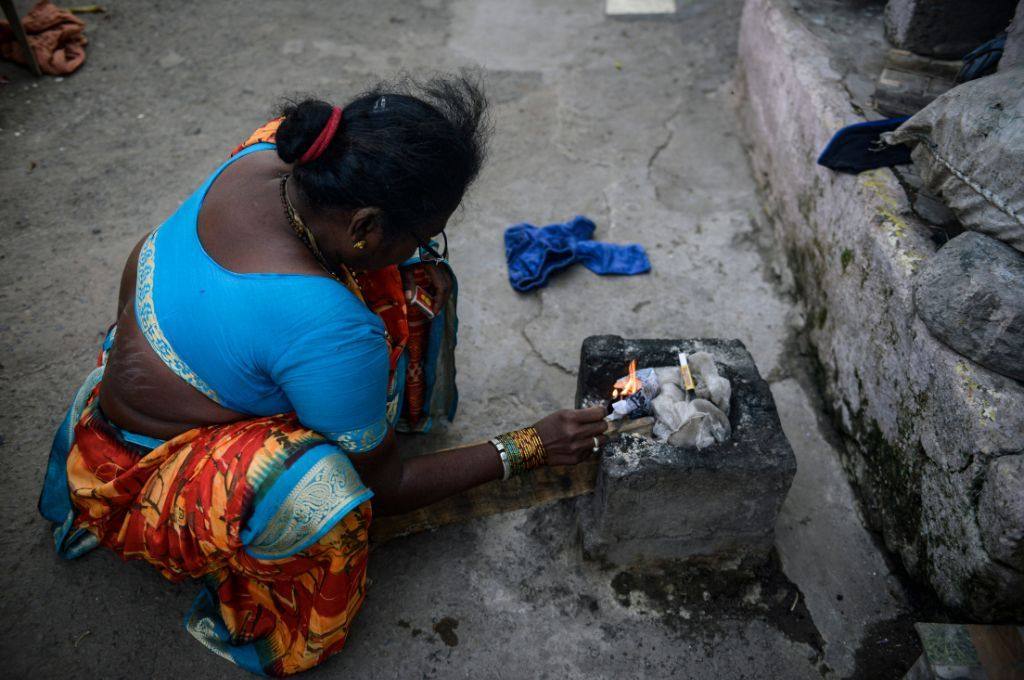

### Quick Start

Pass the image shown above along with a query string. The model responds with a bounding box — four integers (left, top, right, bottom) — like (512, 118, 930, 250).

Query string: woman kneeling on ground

(39, 75, 607, 677)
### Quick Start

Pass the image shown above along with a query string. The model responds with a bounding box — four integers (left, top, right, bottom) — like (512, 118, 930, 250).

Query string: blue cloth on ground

(817, 117, 911, 174)
(504, 215, 651, 292)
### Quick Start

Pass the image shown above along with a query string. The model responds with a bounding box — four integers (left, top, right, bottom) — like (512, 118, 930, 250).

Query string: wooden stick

(604, 416, 655, 435)
(370, 418, 656, 544)
(370, 455, 598, 544)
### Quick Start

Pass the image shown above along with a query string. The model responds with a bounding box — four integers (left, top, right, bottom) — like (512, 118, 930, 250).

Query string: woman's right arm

(349, 406, 609, 516)
(273, 306, 609, 516)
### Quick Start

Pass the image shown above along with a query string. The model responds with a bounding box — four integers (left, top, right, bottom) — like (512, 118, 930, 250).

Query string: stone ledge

(736, 0, 1024, 620)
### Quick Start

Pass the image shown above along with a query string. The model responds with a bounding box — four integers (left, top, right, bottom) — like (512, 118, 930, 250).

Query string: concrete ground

(0, 1, 930, 677)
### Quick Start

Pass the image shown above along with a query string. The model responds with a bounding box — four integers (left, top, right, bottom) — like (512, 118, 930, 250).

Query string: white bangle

(490, 438, 511, 481)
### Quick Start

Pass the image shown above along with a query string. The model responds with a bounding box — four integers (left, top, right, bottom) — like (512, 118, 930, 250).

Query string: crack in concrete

(647, 99, 686, 210)
(600, 186, 614, 232)
(521, 323, 576, 377)
(515, 287, 577, 377)
(646, 98, 683, 177)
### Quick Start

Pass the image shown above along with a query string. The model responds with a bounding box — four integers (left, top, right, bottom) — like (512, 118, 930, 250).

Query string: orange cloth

(0, 1, 87, 75)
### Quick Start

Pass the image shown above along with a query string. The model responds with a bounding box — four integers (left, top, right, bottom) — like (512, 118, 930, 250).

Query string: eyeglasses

(414, 229, 449, 265)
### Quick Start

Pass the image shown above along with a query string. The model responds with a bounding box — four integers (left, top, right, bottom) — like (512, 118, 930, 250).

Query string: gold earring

(354, 240, 367, 250)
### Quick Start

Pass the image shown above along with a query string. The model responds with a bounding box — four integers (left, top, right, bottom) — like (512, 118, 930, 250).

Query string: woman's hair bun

(273, 74, 489, 238)
(275, 99, 342, 164)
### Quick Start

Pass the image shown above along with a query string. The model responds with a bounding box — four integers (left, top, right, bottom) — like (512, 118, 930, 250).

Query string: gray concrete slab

(773, 378, 908, 677)
(1, 0, 923, 677)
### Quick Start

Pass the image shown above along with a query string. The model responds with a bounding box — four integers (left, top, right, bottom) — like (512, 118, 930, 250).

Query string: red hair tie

(298, 106, 342, 164)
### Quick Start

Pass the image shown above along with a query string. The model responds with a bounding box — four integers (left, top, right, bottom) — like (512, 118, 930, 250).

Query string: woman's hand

(532, 405, 609, 467)
(402, 265, 453, 316)
(422, 264, 452, 315)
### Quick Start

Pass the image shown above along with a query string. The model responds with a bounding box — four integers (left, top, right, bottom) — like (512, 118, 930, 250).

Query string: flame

(612, 360, 641, 398)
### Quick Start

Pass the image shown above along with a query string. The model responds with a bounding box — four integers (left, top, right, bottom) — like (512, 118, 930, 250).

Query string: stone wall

(884, 0, 1018, 59)
(736, 0, 1024, 620)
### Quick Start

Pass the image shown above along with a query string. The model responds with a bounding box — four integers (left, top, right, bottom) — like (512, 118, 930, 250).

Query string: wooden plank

(966, 625, 1024, 680)
(369, 459, 599, 544)
(885, 49, 962, 79)
(873, 48, 961, 117)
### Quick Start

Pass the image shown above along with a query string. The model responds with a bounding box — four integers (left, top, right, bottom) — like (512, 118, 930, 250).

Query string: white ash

(609, 434, 649, 469)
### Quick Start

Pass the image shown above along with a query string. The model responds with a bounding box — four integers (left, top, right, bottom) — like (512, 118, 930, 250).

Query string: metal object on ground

(1, 0, 43, 77)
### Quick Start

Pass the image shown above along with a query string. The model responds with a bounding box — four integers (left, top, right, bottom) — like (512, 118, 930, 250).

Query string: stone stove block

(575, 335, 796, 570)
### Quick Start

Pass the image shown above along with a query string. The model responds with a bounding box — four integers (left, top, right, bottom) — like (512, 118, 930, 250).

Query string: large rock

(915, 232, 1024, 382)
(978, 455, 1024, 571)
(884, 0, 1018, 59)
(738, 0, 1024, 620)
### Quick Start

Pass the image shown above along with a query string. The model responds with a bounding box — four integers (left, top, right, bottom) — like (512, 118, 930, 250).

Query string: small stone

(915, 232, 1024, 381)
(912, 190, 959, 230)
(158, 50, 185, 69)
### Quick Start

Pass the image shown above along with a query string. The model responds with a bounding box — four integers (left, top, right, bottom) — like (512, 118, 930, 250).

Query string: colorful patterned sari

(37, 125, 461, 676)
(40, 333, 374, 677)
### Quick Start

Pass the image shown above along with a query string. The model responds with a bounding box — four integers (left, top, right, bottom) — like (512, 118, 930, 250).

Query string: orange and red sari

(37, 124, 460, 676)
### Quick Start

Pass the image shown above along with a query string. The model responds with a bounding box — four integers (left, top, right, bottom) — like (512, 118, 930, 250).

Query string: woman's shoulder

(263, 276, 389, 383)
(260, 275, 384, 333)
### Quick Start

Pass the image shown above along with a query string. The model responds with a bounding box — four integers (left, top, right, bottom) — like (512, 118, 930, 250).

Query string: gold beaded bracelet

(490, 427, 547, 480)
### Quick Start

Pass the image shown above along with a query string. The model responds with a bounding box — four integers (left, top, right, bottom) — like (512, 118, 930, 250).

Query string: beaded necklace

(279, 174, 365, 301)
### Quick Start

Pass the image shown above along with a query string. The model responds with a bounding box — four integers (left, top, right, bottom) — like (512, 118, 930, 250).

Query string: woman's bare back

(99, 151, 323, 439)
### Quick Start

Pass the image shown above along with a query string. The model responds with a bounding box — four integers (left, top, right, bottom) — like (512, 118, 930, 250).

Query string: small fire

(612, 359, 641, 400)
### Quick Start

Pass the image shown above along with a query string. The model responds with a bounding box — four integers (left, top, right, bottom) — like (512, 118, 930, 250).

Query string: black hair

(276, 74, 489, 238)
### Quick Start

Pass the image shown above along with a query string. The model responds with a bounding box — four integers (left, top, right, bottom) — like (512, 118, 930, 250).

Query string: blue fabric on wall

(957, 35, 1005, 83)
(504, 216, 651, 292)
(816, 117, 911, 174)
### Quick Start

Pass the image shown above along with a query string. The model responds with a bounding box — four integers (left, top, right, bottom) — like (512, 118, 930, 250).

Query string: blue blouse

(134, 143, 391, 452)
